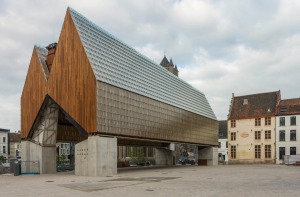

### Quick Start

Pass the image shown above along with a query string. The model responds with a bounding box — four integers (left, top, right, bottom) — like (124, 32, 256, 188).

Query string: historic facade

(228, 91, 280, 164)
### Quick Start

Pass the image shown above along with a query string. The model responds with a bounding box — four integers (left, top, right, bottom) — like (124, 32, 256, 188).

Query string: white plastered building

(275, 98, 300, 164)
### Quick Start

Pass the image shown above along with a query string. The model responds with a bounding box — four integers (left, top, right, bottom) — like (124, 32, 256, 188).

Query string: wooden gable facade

(21, 10, 97, 139)
(21, 48, 48, 139)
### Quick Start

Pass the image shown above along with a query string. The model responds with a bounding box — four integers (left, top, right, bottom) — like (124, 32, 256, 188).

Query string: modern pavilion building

(21, 8, 218, 176)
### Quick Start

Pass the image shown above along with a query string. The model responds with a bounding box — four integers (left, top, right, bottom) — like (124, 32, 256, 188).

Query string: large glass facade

(97, 81, 218, 145)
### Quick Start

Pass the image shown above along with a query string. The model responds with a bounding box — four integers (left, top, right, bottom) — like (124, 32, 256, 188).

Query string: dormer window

(280, 108, 287, 113)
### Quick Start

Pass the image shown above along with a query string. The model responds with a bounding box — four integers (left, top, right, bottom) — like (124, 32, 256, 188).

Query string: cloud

(1, 0, 300, 131)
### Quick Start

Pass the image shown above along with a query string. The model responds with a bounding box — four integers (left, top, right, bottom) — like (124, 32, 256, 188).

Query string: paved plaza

(0, 165, 299, 197)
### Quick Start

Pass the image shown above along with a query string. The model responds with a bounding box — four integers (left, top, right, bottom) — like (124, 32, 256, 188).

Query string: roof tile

(229, 91, 280, 119)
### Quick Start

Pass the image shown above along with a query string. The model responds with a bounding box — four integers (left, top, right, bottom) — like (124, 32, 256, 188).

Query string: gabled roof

(276, 98, 300, 115)
(228, 91, 280, 119)
(218, 120, 227, 139)
(9, 133, 21, 143)
(68, 7, 216, 120)
(160, 56, 169, 67)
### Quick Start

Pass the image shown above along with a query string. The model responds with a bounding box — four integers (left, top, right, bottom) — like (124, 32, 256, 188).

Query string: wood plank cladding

(96, 81, 218, 145)
(21, 48, 47, 139)
(47, 10, 97, 134)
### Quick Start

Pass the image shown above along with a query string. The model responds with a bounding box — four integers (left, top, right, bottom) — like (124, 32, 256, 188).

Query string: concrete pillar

(75, 140, 88, 176)
(154, 148, 173, 166)
(198, 146, 218, 166)
(75, 136, 117, 177)
(21, 141, 56, 174)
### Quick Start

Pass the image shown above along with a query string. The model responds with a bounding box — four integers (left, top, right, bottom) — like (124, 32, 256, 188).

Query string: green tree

(0, 155, 5, 164)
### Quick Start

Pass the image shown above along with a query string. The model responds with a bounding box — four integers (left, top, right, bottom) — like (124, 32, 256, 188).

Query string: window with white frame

(231, 146, 236, 159)
(290, 116, 296, 126)
(231, 132, 236, 141)
(255, 145, 261, 159)
(290, 130, 296, 141)
(280, 117, 285, 126)
(265, 145, 271, 159)
(290, 147, 296, 155)
(255, 131, 261, 140)
(265, 117, 271, 126)
(279, 147, 285, 160)
(255, 118, 261, 126)
(265, 130, 271, 140)
(231, 120, 236, 128)
(279, 130, 285, 141)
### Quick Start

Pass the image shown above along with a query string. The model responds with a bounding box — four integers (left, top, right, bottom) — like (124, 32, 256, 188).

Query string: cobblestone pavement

(1, 165, 299, 197)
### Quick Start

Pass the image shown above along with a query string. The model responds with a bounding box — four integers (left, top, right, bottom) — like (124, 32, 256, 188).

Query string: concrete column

(198, 146, 218, 166)
(75, 136, 117, 177)
(154, 148, 173, 166)
(75, 140, 88, 176)
(21, 141, 56, 174)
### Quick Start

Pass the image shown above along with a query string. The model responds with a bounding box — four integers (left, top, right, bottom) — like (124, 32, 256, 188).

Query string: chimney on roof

(45, 42, 57, 72)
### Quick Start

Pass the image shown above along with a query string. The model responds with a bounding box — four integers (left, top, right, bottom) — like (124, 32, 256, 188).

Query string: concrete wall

(154, 148, 173, 166)
(21, 141, 56, 174)
(75, 136, 117, 177)
(228, 118, 276, 164)
(75, 140, 88, 176)
(198, 147, 218, 166)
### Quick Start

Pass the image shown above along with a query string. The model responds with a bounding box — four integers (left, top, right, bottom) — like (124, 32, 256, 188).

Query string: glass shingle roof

(68, 7, 216, 120)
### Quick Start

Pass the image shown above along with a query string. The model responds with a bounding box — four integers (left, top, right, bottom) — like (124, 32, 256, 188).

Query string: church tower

(159, 56, 179, 76)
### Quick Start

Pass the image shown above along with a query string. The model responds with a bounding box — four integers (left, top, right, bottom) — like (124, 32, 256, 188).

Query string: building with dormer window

(275, 98, 300, 164)
(227, 91, 280, 164)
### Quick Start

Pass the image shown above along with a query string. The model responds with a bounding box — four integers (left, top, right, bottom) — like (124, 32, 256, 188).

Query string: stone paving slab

(1, 165, 300, 197)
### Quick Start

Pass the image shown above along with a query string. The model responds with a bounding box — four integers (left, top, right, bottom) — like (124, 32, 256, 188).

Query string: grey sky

(1, 0, 300, 132)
